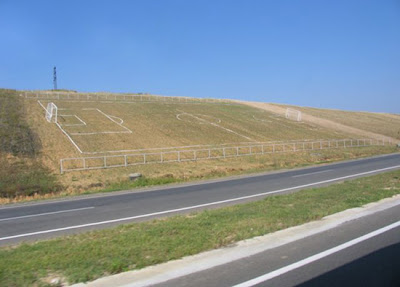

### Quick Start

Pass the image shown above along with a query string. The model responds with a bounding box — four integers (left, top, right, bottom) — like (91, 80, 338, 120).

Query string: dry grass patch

(275, 104, 400, 141)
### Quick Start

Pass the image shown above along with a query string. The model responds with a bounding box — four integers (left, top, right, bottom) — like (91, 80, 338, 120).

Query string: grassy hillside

(30, 99, 356, 155)
(0, 90, 395, 201)
(275, 104, 400, 140)
(0, 93, 389, 201)
(0, 89, 61, 198)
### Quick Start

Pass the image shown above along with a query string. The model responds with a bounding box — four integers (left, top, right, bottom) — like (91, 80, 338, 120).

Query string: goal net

(285, 108, 302, 122)
(45, 102, 58, 123)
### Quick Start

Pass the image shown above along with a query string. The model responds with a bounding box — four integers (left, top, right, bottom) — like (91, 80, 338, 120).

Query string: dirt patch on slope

(236, 100, 398, 143)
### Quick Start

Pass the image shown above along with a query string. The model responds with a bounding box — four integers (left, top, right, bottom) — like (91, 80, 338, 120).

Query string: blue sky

(1, 0, 399, 113)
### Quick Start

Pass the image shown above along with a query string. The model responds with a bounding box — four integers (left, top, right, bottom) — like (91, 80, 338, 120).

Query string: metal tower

(53, 66, 57, 90)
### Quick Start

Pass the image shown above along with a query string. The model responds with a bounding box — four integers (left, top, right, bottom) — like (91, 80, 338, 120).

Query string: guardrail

(60, 138, 390, 173)
(21, 91, 231, 104)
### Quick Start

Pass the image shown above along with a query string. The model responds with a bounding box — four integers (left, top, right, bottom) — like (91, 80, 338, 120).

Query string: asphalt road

(154, 200, 400, 287)
(1, 153, 399, 245)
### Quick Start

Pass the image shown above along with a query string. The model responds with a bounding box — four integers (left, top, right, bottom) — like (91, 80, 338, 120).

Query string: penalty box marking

(176, 109, 255, 142)
(37, 101, 132, 153)
(176, 113, 222, 124)
(69, 108, 132, 135)
(58, 115, 87, 127)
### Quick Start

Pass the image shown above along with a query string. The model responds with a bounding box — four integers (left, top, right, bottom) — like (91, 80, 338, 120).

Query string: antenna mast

(53, 66, 57, 90)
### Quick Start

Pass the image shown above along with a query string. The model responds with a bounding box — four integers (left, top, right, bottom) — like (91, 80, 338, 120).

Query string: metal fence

(60, 138, 390, 173)
(21, 91, 231, 104)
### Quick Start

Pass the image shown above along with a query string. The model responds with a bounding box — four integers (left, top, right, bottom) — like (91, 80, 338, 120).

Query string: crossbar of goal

(45, 102, 58, 123)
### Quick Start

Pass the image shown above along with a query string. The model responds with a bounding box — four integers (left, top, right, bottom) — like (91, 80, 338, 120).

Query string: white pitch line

(59, 115, 87, 127)
(176, 113, 221, 124)
(0, 165, 399, 242)
(37, 101, 84, 153)
(292, 169, 333, 178)
(37, 100, 47, 111)
(108, 115, 124, 124)
(96, 109, 132, 133)
(55, 121, 84, 153)
(0, 207, 94, 222)
(70, 131, 132, 136)
(233, 220, 400, 287)
(177, 109, 254, 141)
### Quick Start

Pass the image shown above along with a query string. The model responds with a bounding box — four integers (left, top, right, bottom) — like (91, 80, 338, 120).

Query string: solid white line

(233, 220, 400, 287)
(70, 131, 132, 135)
(292, 169, 332, 178)
(0, 207, 94, 222)
(37, 100, 47, 111)
(96, 109, 132, 133)
(37, 101, 84, 153)
(177, 109, 255, 141)
(74, 115, 87, 125)
(55, 121, 84, 153)
(1, 165, 399, 241)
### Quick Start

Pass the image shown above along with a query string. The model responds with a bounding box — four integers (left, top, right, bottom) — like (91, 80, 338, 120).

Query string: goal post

(285, 108, 302, 122)
(45, 102, 58, 123)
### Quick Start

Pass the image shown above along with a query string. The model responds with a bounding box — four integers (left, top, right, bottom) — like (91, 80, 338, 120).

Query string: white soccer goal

(285, 108, 302, 122)
(45, 102, 58, 123)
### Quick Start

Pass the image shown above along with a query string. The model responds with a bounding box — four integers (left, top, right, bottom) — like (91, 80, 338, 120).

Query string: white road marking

(0, 165, 399, 241)
(233, 220, 400, 287)
(0, 207, 94, 222)
(292, 169, 333, 178)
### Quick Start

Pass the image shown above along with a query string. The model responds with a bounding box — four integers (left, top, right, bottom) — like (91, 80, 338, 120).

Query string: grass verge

(1, 170, 399, 286)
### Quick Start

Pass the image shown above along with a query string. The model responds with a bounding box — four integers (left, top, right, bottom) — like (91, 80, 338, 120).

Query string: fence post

(60, 159, 63, 174)
(223, 148, 226, 158)
(273, 144, 275, 153)
(236, 147, 239, 156)
(261, 145, 264, 154)
(178, 151, 181, 162)
(160, 153, 163, 163)
(124, 155, 127, 167)
(194, 150, 197, 160)
(83, 158, 86, 169)
(143, 154, 146, 164)
(104, 157, 107, 167)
